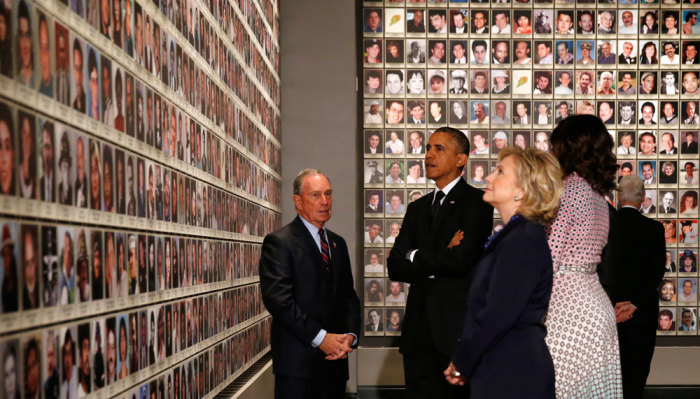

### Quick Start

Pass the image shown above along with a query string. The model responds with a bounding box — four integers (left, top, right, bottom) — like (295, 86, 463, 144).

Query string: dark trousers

(274, 374, 346, 399)
(618, 324, 657, 399)
(402, 319, 467, 399)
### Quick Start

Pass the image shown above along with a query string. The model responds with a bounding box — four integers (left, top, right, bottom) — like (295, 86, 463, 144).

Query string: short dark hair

(366, 70, 380, 80)
(386, 69, 404, 82)
(550, 115, 617, 195)
(642, 101, 655, 113)
(686, 12, 697, 23)
(433, 126, 470, 159)
(472, 40, 487, 51)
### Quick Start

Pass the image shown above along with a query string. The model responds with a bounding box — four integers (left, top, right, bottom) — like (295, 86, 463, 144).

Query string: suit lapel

(291, 216, 326, 272)
(327, 231, 342, 294)
(431, 179, 469, 240)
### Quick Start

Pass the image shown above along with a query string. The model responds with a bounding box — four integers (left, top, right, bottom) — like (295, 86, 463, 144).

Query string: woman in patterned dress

(546, 115, 622, 398)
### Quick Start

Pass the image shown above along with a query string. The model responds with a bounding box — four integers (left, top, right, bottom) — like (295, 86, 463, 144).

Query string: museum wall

(354, 0, 700, 388)
(0, 0, 280, 397)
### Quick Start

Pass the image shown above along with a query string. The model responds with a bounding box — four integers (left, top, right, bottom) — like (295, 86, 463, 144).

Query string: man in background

(614, 176, 666, 398)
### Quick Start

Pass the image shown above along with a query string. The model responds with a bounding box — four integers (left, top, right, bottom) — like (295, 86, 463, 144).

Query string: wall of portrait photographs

(361, 0, 700, 341)
(0, 0, 280, 397)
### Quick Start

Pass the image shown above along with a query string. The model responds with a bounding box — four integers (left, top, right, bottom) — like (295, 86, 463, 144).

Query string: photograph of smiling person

(449, 9, 468, 35)
(678, 308, 697, 332)
(639, 72, 657, 95)
(491, 10, 511, 34)
(659, 279, 677, 303)
(470, 39, 488, 65)
(471, 9, 488, 34)
(427, 70, 446, 95)
(512, 41, 531, 65)
(470, 101, 489, 125)
(407, 9, 425, 34)
(618, 10, 637, 34)
(364, 249, 384, 275)
(406, 39, 425, 64)
(658, 308, 676, 332)
(364, 39, 382, 64)
(428, 101, 446, 124)
(555, 10, 574, 35)
(639, 132, 657, 156)
(491, 100, 510, 125)
(405, 160, 426, 184)
(428, 40, 446, 65)
(385, 100, 405, 125)
(660, 102, 679, 126)
(491, 70, 510, 95)
(406, 70, 424, 95)
(598, 10, 616, 34)
(683, 41, 700, 64)
(513, 10, 532, 34)
(450, 41, 467, 64)
(385, 40, 403, 64)
(576, 10, 595, 34)
(428, 9, 447, 34)
(491, 40, 510, 65)
(450, 100, 468, 124)
(384, 69, 403, 95)
(364, 70, 382, 95)
(678, 280, 698, 304)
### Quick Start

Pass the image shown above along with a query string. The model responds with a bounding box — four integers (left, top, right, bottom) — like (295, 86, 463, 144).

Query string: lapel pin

(449, 201, 455, 204)
(333, 242, 337, 248)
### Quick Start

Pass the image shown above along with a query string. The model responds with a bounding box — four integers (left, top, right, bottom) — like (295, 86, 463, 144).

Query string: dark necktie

(432, 191, 445, 218)
(319, 228, 331, 273)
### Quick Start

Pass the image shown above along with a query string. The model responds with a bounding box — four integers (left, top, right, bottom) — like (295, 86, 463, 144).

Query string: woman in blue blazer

(444, 147, 562, 398)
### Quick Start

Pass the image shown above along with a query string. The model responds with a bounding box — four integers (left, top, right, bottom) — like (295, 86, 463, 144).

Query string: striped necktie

(319, 228, 331, 272)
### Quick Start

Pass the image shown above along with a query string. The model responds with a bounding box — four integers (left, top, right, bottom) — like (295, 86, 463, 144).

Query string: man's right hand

(448, 229, 464, 248)
(319, 333, 353, 361)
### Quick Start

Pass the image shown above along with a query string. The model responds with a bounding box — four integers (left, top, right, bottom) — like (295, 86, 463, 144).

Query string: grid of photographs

(0, 294, 269, 399)
(0, 0, 279, 396)
(361, 0, 700, 338)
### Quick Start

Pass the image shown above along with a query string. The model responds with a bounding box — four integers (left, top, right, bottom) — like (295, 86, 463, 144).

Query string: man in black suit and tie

(554, 101, 571, 124)
(40, 121, 55, 202)
(613, 176, 666, 399)
(660, 191, 676, 214)
(260, 169, 361, 399)
(619, 41, 637, 64)
(388, 127, 493, 398)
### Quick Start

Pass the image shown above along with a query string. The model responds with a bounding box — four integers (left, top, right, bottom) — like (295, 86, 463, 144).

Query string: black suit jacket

(615, 208, 666, 327)
(452, 217, 554, 396)
(681, 141, 699, 154)
(260, 216, 361, 380)
(388, 178, 493, 356)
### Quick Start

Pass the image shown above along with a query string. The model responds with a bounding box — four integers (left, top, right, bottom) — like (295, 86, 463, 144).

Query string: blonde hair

(498, 147, 563, 226)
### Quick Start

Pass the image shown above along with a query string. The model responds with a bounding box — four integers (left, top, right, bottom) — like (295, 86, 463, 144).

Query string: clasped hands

(319, 333, 354, 361)
(614, 301, 636, 323)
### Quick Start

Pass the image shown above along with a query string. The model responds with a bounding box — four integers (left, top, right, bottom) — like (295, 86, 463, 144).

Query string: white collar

(433, 176, 462, 203)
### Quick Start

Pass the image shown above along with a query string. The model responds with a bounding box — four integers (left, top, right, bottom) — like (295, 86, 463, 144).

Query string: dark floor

(347, 386, 700, 398)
